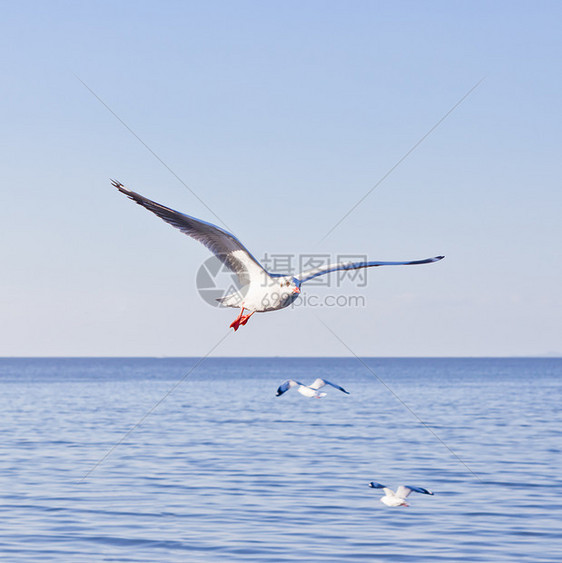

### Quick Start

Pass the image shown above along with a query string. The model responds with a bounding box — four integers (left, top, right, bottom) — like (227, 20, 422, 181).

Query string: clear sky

(1, 1, 560, 357)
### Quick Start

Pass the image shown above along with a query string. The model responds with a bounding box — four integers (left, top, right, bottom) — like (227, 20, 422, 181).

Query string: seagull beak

(293, 287, 300, 294)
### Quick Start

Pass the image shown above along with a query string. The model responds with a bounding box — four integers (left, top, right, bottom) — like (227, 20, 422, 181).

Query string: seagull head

(291, 277, 301, 294)
(277, 277, 301, 303)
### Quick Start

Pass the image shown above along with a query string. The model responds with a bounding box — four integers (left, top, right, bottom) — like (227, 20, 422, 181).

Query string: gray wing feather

(369, 482, 386, 490)
(112, 180, 268, 287)
(276, 379, 303, 396)
(397, 485, 434, 497)
(297, 257, 444, 285)
(309, 378, 349, 394)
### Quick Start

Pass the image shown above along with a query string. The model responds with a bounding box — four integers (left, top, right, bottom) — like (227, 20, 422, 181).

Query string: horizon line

(1, 355, 560, 360)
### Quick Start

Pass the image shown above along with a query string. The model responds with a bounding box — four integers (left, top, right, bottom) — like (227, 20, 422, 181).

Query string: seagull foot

(230, 307, 246, 331)
(229, 312, 254, 331)
(238, 312, 254, 326)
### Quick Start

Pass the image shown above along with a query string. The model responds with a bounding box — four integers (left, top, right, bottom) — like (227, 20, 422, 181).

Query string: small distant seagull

(112, 180, 443, 331)
(276, 378, 350, 398)
(368, 482, 434, 507)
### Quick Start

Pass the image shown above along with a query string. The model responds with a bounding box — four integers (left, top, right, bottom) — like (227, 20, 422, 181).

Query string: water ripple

(0, 358, 560, 561)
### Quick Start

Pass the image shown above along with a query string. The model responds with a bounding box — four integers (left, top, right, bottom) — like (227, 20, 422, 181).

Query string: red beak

(293, 287, 300, 294)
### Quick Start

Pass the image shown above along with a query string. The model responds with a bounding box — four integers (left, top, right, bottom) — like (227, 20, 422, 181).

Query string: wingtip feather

(369, 481, 384, 489)
(111, 179, 132, 196)
(111, 179, 142, 203)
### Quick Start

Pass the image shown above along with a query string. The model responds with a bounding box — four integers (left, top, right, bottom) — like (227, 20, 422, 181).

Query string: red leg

(230, 307, 246, 331)
(238, 311, 255, 326)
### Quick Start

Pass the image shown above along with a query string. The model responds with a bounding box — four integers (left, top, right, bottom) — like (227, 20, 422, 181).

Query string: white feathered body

(297, 386, 327, 398)
(216, 253, 300, 312)
(380, 489, 409, 507)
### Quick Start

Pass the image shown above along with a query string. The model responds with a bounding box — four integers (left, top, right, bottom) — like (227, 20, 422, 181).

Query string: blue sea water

(0, 357, 561, 562)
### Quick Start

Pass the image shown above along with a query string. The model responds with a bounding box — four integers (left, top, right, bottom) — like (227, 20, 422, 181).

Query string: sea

(0, 357, 560, 562)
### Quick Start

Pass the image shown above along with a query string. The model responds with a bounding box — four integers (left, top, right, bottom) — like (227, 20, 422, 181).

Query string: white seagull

(276, 378, 350, 398)
(369, 481, 434, 507)
(112, 180, 444, 331)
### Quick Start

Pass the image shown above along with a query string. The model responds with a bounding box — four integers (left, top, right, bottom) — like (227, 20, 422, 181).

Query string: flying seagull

(368, 482, 434, 507)
(112, 180, 444, 330)
(276, 378, 350, 398)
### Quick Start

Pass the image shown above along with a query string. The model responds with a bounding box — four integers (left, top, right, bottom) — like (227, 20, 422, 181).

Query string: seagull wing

(309, 378, 350, 394)
(397, 485, 434, 498)
(113, 180, 268, 287)
(276, 380, 303, 396)
(369, 482, 396, 497)
(296, 256, 444, 285)
(369, 482, 386, 490)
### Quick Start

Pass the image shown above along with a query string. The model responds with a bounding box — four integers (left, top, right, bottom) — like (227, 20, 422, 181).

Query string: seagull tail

(216, 291, 244, 308)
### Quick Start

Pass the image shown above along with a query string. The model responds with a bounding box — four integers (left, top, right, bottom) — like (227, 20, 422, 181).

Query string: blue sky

(1, 1, 560, 356)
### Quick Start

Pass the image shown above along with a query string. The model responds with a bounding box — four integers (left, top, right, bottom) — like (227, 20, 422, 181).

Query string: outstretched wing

(276, 380, 303, 396)
(369, 482, 386, 490)
(112, 180, 268, 287)
(397, 485, 434, 498)
(369, 482, 395, 496)
(296, 256, 444, 285)
(309, 378, 350, 394)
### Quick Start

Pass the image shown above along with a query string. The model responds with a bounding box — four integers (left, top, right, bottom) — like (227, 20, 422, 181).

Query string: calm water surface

(0, 358, 561, 562)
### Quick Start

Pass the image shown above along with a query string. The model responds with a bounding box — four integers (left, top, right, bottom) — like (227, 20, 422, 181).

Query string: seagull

(368, 482, 434, 507)
(276, 378, 350, 398)
(112, 180, 444, 331)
